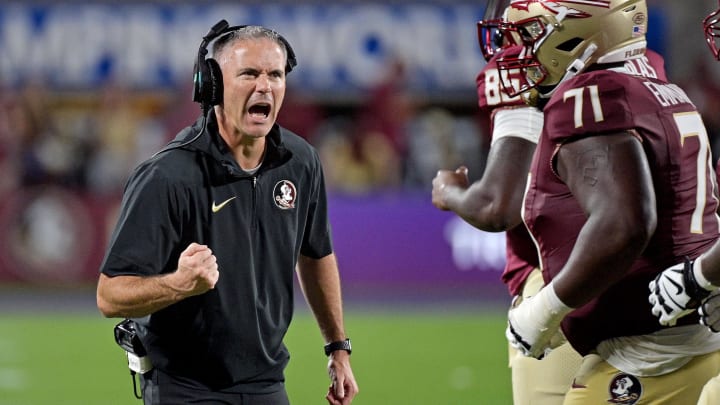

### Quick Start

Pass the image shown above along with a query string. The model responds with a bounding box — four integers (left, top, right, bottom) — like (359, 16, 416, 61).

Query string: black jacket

(100, 114, 333, 392)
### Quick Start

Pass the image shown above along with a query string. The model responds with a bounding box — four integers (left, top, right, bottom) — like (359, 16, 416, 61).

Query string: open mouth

(248, 103, 271, 119)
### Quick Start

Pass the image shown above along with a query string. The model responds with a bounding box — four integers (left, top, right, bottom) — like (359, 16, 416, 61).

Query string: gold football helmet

(496, 0, 648, 96)
(704, 0, 720, 61)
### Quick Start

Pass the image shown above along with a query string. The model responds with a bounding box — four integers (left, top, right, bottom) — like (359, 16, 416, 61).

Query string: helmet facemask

(704, 3, 720, 61)
(477, 20, 506, 62)
(494, 16, 557, 97)
(477, 0, 513, 61)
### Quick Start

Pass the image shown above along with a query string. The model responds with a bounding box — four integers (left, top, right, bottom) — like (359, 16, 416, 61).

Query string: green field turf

(0, 311, 511, 404)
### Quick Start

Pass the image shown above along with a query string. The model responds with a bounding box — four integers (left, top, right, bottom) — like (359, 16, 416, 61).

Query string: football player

(432, 1, 666, 404)
(648, 0, 720, 356)
(433, 1, 580, 403)
(649, 2, 720, 403)
(496, 0, 720, 403)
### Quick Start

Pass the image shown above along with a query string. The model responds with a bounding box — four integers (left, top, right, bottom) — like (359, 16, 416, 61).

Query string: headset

(153, 20, 298, 157)
(192, 19, 298, 115)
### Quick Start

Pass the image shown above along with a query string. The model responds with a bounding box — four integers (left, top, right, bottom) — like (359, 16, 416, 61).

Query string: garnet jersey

(475, 47, 667, 297)
(523, 68, 720, 355)
(476, 44, 541, 296)
(624, 48, 666, 83)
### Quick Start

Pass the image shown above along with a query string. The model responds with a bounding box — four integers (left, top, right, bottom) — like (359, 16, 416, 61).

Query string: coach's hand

(649, 257, 712, 326)
(326, 351, 358, 405)
(172, 243, 219, 297)
(506, 282, 573, 359)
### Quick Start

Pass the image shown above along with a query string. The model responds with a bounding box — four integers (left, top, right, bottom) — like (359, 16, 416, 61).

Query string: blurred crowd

(0, 64, 489, 198)
(0, 80, 171, 197)
(2, 55, 720, 200)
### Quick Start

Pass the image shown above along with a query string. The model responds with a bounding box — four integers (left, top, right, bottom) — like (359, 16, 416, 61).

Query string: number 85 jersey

(523, 65, 720, 355)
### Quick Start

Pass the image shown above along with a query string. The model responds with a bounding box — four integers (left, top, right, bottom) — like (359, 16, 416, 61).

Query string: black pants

(140, 369, 290, 405)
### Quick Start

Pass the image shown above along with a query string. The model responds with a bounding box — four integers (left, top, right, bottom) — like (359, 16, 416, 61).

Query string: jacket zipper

(252, 175, 258, 231)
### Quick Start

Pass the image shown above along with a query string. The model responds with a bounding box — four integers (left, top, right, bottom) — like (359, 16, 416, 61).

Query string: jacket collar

(179, 113, 292, 179)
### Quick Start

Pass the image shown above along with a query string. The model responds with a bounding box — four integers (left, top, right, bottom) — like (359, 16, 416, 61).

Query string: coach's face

(219, 38, 286, 139)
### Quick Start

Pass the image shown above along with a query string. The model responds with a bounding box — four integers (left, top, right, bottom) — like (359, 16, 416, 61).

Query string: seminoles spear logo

(607, 373, 642, 404)
(510, 0, 610, 17)
(273, 180, 297, 209)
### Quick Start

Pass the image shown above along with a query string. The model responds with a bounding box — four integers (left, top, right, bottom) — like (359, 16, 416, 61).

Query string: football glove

(506, 282, 573, 360)
(699, 290, 720, 333)
(649, 257, 713, 326)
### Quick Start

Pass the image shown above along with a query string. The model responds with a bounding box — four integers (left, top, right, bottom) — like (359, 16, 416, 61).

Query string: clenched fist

(506, 282, 573, 359)
(649, 257, 713, 326)
(172, 243, 219, 297)
(431, 166, 469, 210)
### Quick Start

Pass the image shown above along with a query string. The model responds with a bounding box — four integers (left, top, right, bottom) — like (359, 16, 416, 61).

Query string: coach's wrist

(324, 338, 352, 356)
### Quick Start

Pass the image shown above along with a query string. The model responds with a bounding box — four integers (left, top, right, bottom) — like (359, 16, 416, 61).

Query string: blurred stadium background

(0, 1, 718, 403)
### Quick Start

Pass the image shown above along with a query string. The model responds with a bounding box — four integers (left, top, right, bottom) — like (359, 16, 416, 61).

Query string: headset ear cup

(193, 57, 216, 108)
(279, 36, 297, 73)
(206, 58, 223, 106)
(192, 59, 205, 104)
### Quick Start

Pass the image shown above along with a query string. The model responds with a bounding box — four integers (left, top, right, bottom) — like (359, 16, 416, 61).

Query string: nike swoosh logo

(212, 196, 236, 213)
(668, 274, 684, 296)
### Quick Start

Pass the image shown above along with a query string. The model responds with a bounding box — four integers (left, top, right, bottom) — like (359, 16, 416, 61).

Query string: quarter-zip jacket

(100, 114, 333, 392)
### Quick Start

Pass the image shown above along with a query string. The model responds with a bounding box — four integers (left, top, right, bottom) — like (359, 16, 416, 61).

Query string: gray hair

(211, 25, 291, 69)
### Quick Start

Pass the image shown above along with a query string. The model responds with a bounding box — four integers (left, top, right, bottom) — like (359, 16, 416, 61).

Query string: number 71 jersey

(475, 47, 667, 297)
(523, 64, 720, 355)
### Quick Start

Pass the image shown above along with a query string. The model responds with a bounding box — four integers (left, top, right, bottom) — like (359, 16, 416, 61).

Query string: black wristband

(683, 256, 712, 307)
(324, 338, 352, 356)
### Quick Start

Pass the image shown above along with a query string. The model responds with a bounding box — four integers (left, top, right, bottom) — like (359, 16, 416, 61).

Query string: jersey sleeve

(543, 71, 640, 144)
(100, 162, 187, 277)
(491, 107, 543, 146)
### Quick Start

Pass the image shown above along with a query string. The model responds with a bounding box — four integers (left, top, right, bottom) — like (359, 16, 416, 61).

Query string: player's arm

(716, 159, 720, 215)
(432, 107, 540, 231)
(552, 132, 656, 307)
(699, 246, 720, 287)
(506, 131, 654, 358)
(97, 243, 219, 318)
(649, 197, 720, 326)
(296, 253, 358, 405)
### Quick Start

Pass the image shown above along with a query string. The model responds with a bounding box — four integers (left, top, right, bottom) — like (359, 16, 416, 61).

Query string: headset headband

(192, 19, 297, 113)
